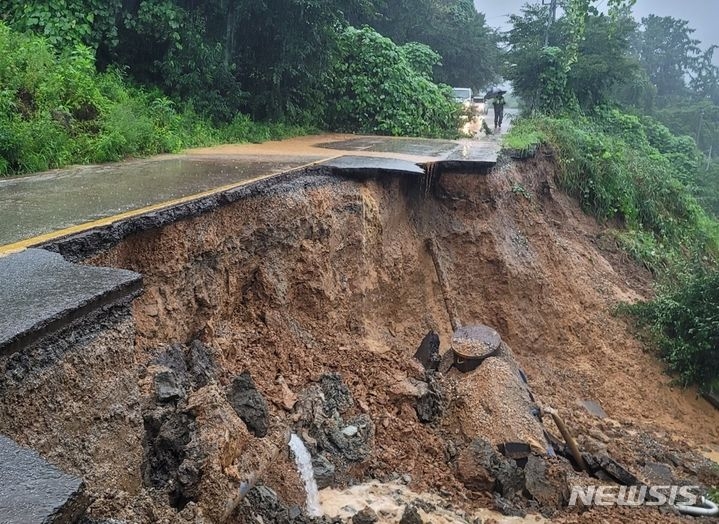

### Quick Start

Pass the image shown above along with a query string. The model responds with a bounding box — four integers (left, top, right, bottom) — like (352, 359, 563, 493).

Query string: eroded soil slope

(77, 158, 719, 521)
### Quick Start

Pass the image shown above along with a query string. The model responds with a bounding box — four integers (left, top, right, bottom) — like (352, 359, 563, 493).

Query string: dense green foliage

(0, 22, 310, 174)
(325, 27, 460, 137)
(356, 0, 501, 89)
(628, 271, 719, 389)
(509, 113, 717, 272)
(504, 0, 719, 390)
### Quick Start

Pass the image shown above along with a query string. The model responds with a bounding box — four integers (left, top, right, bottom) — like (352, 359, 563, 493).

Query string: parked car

(472, 96, 488, 115)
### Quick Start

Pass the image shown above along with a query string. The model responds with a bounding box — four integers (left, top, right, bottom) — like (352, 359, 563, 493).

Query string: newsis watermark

(568, 485, 700, 507)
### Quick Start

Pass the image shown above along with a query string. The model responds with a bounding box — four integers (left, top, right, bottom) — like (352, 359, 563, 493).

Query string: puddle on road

(316, 137, 458, 157)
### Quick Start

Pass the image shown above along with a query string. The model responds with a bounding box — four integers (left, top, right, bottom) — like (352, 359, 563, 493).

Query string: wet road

(0, 155, 322, 250)
(0, 132, 506, 253)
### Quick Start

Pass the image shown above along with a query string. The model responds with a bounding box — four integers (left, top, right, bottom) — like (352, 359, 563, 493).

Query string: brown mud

(3, 156, 718, 522)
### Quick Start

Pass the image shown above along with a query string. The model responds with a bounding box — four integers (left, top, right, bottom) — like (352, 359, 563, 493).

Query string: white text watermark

(568, 485, 700, 507)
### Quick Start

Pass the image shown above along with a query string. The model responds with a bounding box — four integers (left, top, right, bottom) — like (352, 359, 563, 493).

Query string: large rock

(320, 373, 353, 416)
(312, 453, 336, 489)
(455, 438, 524, 497)
(524, 455, 568, 510)
(227, 372, 269, 438)
(154, 369, 185, 403)
(413, 331, 440, 371)
(141, 404, 197, 505)
(415, 373, 443, 424)
(187, 340, 219, 388)
(399, 505, 423, 524)
(352, 507, 379, 524)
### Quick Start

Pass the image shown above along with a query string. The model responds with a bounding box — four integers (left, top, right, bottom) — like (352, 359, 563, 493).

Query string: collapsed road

(1, 130, 718, 523)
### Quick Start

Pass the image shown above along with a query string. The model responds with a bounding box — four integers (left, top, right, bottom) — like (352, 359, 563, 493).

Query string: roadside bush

(627, 269, 719, 390)
(325, 26, 460, 138)
(0, 21, 312, 175)
(508, 112, 718, 258)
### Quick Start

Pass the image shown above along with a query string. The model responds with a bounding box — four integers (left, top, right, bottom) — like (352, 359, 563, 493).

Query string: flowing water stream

(289, 433, 323, 517)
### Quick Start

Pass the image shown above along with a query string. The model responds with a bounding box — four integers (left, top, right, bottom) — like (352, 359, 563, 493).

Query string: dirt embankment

(4, 156, 718, 523)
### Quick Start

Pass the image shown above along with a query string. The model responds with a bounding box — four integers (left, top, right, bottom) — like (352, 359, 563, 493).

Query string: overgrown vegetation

(0, 21, 312, 174)
(504, 0, 719, 390)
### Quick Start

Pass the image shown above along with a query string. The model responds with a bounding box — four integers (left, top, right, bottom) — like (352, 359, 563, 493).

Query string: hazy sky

(475, 0, 719, 50)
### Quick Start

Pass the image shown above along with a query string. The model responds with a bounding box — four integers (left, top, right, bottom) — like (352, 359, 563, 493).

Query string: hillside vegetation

(504, 1, 719, 391)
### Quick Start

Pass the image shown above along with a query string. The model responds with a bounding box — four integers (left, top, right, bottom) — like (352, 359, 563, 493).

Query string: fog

(476, 0, 719, 50)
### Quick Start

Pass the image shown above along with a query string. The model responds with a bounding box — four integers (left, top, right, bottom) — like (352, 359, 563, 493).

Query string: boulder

(414, 331, 441, 371)
(352, 507, 379, 524)
(399, 505, 423, 524)
(456, 438, 524, 497)
(154, 370, 185, 403)
(227, 372, 269, 438)
(312, 454, 336, 489)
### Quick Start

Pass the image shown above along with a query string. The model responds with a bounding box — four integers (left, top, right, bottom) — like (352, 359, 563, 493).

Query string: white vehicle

(451, 87, 472, 105)
(472, 96, 489, 115)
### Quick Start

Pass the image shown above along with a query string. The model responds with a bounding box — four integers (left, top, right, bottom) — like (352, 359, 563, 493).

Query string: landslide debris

(54, 160, 719, 522)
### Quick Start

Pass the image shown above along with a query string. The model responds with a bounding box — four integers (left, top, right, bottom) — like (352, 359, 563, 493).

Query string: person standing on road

(493, 94, 506, 129)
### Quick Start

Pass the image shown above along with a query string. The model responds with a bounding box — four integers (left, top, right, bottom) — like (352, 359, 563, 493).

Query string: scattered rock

(141, 406, 197, 506)
(500, 442, 531, 461)
(583, 454, 640, 486)
(227, 372, 269, 438)
(278, 375, 298, 411)
(455, 439, 498, 492)
(156, 345, 189, 379)
(414, 331, 441, 371)
(524, 455, 567, 510)
(352, 507, 379, 524)
(399, 504, 423, 524)
(588, 427, 610, 443)
(322, 414, 374, 462)
(187, 340, 218, 388)
(579, 399, 607, 419)
(415, 373, 443, 424)
(289, 505, 302, 519)
(154, 370, 185, 403)
(312, 454, 336, 489)
(321, 373, 353, 415)
(643, 462, 674, 485)
(342, 425, 359, 437)
(493, 494, 526, 518)
(438, 350, 455, 374)
(390, 378, 428, 399)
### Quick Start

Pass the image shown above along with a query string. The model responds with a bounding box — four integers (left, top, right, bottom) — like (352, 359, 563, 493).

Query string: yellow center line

(0, 155, 340, 257)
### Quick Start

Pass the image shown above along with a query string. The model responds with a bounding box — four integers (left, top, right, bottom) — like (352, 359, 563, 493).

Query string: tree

(357, 0, 502, 89)
(325, 26, 459, 137)
(632, 15, 701, 103)
(505, 0, 638, 112)
(689, 46, 719, 105)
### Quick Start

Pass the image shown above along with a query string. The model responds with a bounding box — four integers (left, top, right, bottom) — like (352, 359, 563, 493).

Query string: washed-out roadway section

(0, 133, 502, 522)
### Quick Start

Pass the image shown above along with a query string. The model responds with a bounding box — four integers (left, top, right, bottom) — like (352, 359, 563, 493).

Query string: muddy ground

(2, 155, 718, 523)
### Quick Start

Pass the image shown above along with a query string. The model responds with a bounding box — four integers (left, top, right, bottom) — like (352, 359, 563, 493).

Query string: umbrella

(485, 88, 507, 99)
